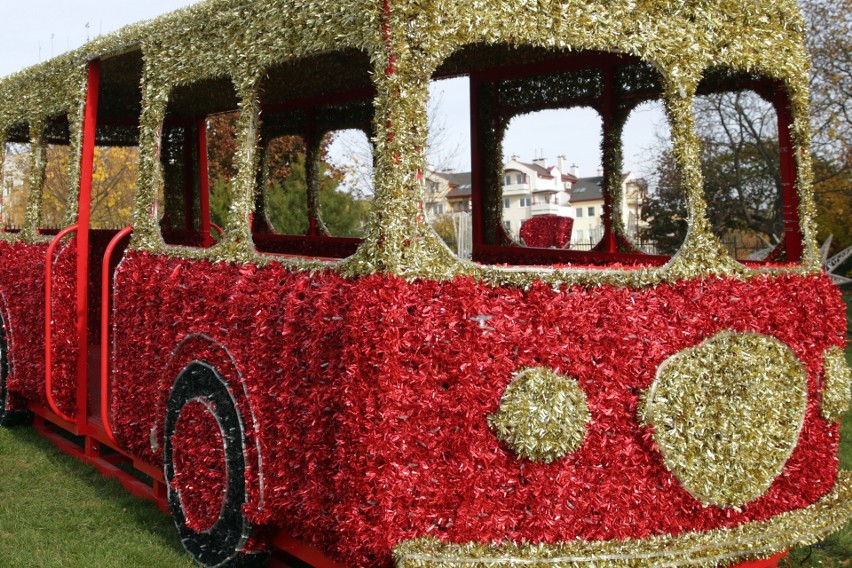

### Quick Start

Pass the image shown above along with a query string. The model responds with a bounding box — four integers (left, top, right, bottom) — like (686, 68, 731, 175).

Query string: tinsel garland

(640, 332, 809, 508)
(170, 398, 228, 532)
(0, 1, 845, 566)
(0, 241, 49, 409)
(821, 346, 851, 423)
(488, 367, 590, 463)
(394, 471, 852, 567)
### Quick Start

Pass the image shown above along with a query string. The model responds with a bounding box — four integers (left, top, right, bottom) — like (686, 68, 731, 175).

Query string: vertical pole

(469, 75, 483, 253)
(305, 110, 320, 237)
(77, 59, 100, 428)
(598, 65, 618, 253)
(777, 92, 802, 263)
(182, 122, 195, 232)
(197, 117, 211, 247)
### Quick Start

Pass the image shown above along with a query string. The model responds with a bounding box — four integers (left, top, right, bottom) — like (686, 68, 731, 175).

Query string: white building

(568, 171, 647, 247)
(501, 156, 576, 237)
(425, 156, 646, 247)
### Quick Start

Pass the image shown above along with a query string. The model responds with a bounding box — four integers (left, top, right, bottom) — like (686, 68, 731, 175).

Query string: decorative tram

(0, 0, 849, 567)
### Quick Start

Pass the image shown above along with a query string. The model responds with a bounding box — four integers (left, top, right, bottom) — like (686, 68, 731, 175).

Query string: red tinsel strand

(519, 215, 574, 249)
(171, 398, 228, 532)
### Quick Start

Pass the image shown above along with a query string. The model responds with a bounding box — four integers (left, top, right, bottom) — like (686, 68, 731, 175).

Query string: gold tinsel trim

(393, 471, 852, 567)
(488, 367, 590, 463)
(821, 345, 851, 423)
(639, 331, 808, 508)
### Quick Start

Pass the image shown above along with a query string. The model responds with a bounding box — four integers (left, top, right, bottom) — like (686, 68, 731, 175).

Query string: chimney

(558, 155, 567, 174)
(532, 157, 547, 168)
(570, 163, 579, 177)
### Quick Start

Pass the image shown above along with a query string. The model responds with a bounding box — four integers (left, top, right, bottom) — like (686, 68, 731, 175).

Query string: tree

(641, 91, 782, 257)
(800, 0, 852, 260)
(1, 144, 31, 228)
(205, 113, 368, 236)
(89, 146, 138, 229)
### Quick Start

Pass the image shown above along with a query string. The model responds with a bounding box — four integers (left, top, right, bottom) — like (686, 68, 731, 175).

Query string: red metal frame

(44, 223, 79, 424)
(75, 59, 100, 428)
(197, 117, 212, 248)
(776, 91, 803, 263)
(100, 226, 132, 445)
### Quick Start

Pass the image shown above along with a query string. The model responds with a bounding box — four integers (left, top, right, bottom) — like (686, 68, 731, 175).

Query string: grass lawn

(0, 293, 850, 567)
(0, 426, 195, 567)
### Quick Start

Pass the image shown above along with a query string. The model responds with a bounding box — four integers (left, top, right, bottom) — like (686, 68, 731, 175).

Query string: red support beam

(197, 117, 212, 248)
(76, 59, 100, 428)
(776, 92, 803, 263)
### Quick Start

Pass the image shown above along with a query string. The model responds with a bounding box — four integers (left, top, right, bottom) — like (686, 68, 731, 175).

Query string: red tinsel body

(103, 251, 845, 566)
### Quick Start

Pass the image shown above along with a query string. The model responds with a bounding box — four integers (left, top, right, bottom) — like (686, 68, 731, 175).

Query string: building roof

(569, 176, 604, 202)
(434, 171, 472, 199)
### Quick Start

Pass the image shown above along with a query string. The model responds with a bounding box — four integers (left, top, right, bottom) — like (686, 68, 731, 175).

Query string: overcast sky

(0, 0, 666, 178)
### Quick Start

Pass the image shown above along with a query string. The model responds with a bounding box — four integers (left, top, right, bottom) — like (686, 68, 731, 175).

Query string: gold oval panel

(640, 331, 808, 508)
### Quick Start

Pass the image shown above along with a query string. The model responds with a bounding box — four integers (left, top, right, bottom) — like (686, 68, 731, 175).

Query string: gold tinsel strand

(393, 471, 852, 567)
(821, 345, 852, 423)
(0, 0, 820, 286)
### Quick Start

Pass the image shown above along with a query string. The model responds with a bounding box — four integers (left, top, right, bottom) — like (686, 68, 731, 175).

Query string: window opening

(1, 124, 31, 231)
(435, 45, 671, 267)
(160, 77, 239, 247)
(251, 50, 374, 259)
(259, 132, 309, 235)
(41, 116, 73, 230)
(320, 129, 371, 237)
(623, 99, 677, 255)
(425, 76, 470, 256)
(694, 70, 789, 263)
(89, 146, 138, 230)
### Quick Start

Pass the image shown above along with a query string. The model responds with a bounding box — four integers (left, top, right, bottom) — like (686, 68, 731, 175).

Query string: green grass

(0, 427, 195, 568)
(0, 293, 850, 567)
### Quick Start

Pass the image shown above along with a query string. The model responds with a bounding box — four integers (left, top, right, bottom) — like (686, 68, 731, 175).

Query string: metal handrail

(101, 226, 132, 446)
(44, 224, 79, 423)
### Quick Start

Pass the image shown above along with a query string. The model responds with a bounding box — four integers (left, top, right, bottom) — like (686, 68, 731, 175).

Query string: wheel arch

(163, 333, 266, 517)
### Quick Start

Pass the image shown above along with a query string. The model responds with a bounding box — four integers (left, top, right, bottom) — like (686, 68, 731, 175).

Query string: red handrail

(101, 226, 132, 446)
(45, 224, 79, 424)
(210, 222, 224, 240)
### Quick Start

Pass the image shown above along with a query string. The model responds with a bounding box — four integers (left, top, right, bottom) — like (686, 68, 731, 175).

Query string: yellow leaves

(90, 146, 139, 229)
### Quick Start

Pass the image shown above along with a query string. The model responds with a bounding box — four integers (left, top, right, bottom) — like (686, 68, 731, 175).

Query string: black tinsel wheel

(0, 316, 31, 428)
(164, 361, 268, 568)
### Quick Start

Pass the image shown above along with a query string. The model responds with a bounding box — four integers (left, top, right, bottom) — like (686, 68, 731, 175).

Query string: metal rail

(100, 226, 132, 446)
(44, 224, 79, 424)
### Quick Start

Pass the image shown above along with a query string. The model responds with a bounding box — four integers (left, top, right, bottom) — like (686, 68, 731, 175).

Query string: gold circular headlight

(488, 367, 590, 463)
